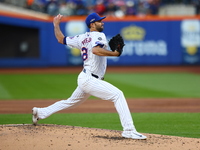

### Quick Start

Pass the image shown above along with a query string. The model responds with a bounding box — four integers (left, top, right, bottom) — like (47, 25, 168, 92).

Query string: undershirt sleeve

(63, 36, 67, 45)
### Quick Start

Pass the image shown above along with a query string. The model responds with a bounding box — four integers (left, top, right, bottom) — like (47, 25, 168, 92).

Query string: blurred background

(1, 0, 200, 16)
(0, 0, 200, 67)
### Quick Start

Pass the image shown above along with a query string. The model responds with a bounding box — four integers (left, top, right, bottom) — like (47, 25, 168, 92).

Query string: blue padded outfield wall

(0, 14, 200, 67)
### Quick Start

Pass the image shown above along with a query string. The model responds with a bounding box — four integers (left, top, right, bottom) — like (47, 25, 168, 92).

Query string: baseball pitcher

(32, 12, 147, 140)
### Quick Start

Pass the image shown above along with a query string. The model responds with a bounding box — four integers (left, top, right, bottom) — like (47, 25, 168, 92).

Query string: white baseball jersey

(66, 31, 107, 78)
(36, 31, 137, 132)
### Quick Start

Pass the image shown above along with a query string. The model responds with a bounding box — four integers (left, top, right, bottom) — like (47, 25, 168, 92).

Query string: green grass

(0, 72, 200, 99)
(0, 113, 199, 138)
(0, 74, 77, 99)
(106, 73, 200, 98)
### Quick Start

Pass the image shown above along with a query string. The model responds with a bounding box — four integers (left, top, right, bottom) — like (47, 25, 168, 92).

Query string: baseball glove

(109, 34, 125, 56)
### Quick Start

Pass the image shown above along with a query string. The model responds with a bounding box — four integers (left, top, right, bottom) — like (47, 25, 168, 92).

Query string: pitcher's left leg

(32, 86, 90, 122)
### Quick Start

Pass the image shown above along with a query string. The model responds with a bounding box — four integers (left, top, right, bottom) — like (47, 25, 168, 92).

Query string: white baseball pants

(37, 70, 136, 131)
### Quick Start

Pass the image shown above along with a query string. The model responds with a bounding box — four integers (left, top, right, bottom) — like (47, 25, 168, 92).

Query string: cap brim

(97, 16, 106, 21)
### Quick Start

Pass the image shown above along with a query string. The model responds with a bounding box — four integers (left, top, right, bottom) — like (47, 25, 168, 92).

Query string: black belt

(83, 69, 104, 80)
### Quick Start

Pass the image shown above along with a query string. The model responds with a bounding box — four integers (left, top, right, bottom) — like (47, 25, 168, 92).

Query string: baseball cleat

(122, 131, 147, 140)
(32, 107, 39, 125)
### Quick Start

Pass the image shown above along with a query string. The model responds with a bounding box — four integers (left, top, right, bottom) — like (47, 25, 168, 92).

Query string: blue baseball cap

(85, 13, 106, 27)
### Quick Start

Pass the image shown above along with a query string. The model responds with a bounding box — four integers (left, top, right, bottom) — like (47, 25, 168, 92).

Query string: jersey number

(81, 47, 88, 61)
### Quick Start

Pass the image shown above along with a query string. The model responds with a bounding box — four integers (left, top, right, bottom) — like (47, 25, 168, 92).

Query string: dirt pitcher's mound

(0, 124, 199, 150)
